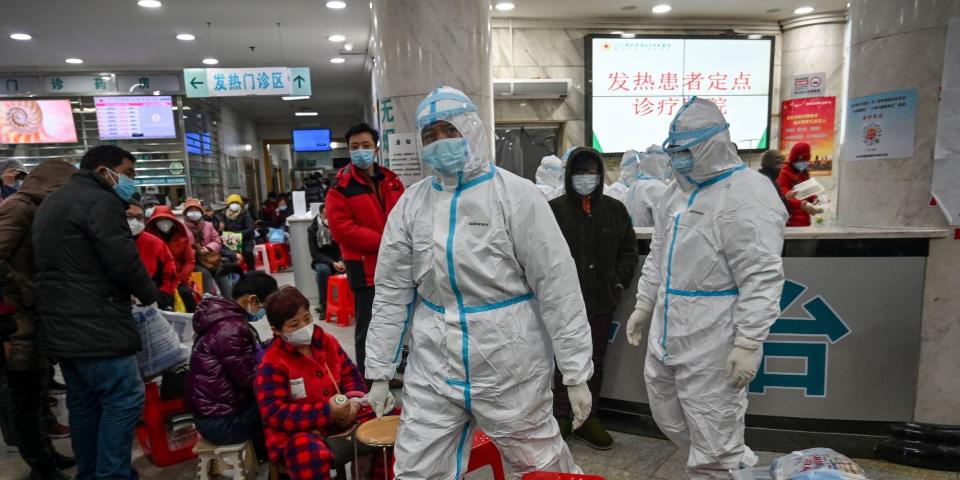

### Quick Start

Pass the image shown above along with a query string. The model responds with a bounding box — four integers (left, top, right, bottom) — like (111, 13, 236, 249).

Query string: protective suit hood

(535, 154, 563, 188)
(618, 150, 641, 186)
(415, 86, 491, 188)
(663, 97, 742, 190)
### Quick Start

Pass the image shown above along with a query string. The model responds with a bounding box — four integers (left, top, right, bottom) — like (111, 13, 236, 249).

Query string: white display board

(95, 96, 176, 140)
(588, 36, 773, 153)
(388, 133, 422, 186)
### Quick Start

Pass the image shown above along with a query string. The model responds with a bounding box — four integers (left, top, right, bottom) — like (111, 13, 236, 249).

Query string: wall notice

(388, 133, 422, 186)
(844, 89, 917, 161)
(791, 72, 826, 98)
(780, 96, 836, 176)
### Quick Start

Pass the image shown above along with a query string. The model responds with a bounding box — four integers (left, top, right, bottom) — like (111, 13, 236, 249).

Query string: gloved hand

(626, 302, 653, 346)
(365, 380, 396, 418)
(726, 339, 762, 388)
(567, 383, 592, 430)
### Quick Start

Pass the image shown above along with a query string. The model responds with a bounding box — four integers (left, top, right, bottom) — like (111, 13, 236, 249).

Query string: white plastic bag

(133, 305, 188, 379)
(161, 311, 195, 344)
(771, 448, 870, 480)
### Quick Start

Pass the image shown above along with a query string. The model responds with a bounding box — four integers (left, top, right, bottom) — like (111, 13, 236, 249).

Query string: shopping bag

(133, 305, 188, 379)
(221, 231, 244, 253)
(267, 227, 285, 244)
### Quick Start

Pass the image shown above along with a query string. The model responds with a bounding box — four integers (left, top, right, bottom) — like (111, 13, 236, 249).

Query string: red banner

(780, 96, 836, 176)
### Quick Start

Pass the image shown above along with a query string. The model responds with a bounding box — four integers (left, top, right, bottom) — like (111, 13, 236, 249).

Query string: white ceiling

(492, 0, 848, 21)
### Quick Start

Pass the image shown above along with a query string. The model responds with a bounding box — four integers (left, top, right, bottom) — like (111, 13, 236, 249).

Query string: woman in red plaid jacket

(254, 287, 393, 479)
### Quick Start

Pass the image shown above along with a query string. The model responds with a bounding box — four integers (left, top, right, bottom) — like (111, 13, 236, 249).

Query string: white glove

(725, 339, 762, 389)
(365, 380, 395, 418)
(626, 303, 653, 346)
(567, 383, 592, 430)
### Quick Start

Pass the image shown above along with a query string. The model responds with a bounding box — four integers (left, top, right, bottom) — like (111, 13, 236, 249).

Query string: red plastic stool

(265, 243, 291, 272)
(325, 274, 355, 327)
(467, 431, 506, 480)
(135, 381, 198, 467)
(522, 474, 605, 480)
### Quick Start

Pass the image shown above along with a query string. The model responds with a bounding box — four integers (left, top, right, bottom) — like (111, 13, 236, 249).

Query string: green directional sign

(290, 67, 312, 96)
(184, 68, 208, 97)
(183, 67, 310, 98)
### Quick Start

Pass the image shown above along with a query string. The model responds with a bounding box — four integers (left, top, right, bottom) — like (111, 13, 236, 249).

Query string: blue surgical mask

(793, 161, 809, 172)
(247, 306, 266, 323)
(422, 138, 470, 175)
(350, 149, 376, 169)
(572, 175, 601, 196)
(670, 151, 695, 174)
(109, 169, 139, 202)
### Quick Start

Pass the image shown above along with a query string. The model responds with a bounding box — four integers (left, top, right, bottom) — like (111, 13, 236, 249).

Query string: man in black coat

(549, 147, 639, 450)
(32, 145, 158, 480)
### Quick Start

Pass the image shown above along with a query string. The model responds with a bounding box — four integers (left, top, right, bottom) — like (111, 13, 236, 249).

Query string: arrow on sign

(190, 77, 204, 89)
(769, 280, 851, 343)
(293, 75, 305, 88)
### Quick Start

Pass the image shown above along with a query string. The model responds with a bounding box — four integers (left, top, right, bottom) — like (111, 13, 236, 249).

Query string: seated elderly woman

(255, 286, 393, 480)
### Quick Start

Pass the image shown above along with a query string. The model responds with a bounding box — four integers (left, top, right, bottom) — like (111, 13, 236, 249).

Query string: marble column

(370, 0, 492, 183)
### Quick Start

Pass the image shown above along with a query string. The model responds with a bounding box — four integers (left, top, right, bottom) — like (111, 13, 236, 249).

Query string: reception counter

(600, 226, 949, 455)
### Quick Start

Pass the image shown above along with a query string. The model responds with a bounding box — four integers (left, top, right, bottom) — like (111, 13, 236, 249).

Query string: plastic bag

(221, 231, 244, 252)
(771, 448, 870, 480)
(133, 305, 188, 379)
(160, 311, 195, 344)
(267, 227, 285, 244)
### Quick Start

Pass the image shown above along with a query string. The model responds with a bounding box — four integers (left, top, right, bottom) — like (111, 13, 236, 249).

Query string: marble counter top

(633, 226, 950, 240)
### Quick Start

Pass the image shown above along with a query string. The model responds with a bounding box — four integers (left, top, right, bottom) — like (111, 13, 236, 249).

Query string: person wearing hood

(0, 159, 28, 200)
(32, 145, 158, 480)
(534, 154, 564, 200)
(758, 149, 784, 190)
(364, 86, 594, 478)
(623, 98, 786, 478)
(182, 198, 222, 295)
(606, 149, 641, 202)
(777, 142, 822, 227)
(146, 205, 199, 312)
(187, 271, 278, 461)
(0, 159, 77, 480)
(221, 194, 257, 271)
(126, 199, 177, 310)
(548, 147, 638, 449)
(140, 194, 160, 219)
(624, 146, 670, 227)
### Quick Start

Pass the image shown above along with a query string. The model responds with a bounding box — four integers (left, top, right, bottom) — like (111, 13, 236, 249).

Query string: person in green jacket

(549, 147, 639, 450)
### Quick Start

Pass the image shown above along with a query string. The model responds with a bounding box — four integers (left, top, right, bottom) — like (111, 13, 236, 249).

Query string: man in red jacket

(126, 200, 178, 310)
(325, 123, 404, 379)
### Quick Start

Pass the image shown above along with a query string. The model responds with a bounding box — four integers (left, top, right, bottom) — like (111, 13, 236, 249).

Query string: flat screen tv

(293, 129, 332, 152)
(0, 99, 78, 144)
(95, 96, 176, 140)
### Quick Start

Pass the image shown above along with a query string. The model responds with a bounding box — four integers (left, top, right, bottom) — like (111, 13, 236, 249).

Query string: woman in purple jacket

(186, 272, 278, 459)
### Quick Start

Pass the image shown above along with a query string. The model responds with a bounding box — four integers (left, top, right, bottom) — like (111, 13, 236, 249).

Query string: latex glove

(567, 383, 592, 430)
(626, 303, 653, 346)
(365, 380, 395, 419)
(726, 340, 762, 389)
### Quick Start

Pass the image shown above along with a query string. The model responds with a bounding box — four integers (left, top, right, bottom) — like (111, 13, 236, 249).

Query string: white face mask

(229, 203, 242, 212)
(283, 323, 315, 346)
(186, 210, 203, 222)
(128, 218, 145, 236)
(572, 174, 601, 196)
(145, 207, 156, 218)
(157, 219, 175, 233)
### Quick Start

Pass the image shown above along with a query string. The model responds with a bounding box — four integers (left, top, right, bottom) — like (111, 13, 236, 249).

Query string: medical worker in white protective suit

(534, 154, 564, 200)
(364, 86, 594, 479)
(623, 146, 670, 227)
(605, 149, 641, 202)
(624, 97, 787, 479)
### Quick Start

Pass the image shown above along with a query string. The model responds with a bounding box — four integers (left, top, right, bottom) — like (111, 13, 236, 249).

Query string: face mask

(128, 218, 145, 236)
(571, 175, 601, 196)
(229, 203, 242, 212)
(422, 138, 470, 175)
(14, 179, 23, 190)
(157, 219, 175, 233)
(145, 207, 156, 218)
(350, 149, 376, 169)
(186, 210, 203, 221)
(278, 204, 288, 212)
(107, 169, 138, 202)
(793, 161, 809, 172)
(283, 323, 315, 346)
(247, 307, 266, 323)
(670, 151, 695, 174)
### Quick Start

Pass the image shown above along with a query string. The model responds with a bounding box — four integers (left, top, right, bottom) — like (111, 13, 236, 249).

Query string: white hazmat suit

(606, 149, 641, 202)
(365, 86, 594, 479)
(633, 98, 786, 478)
(624, 146, 670, 227)
(534, 154, 564, 200)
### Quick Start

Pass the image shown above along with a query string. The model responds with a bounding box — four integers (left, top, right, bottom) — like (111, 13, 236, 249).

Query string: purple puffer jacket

(185, 295, 260, 418)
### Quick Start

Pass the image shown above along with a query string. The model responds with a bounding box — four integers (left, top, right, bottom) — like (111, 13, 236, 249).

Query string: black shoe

(54, 450, 76, 469)
(30, 469, 70, 480)
(573, 416, 614, 450)
(48, 379, 68, 392)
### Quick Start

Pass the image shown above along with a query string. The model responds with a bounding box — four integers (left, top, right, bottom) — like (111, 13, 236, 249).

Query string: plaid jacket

(254, 325, 366, 463)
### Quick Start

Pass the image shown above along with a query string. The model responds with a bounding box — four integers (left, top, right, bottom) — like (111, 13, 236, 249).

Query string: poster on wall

(791, 72, 826, 98)
(844, 89, 917, 161)
(780, 96, 836, 176)
(388, 133, 421, 186)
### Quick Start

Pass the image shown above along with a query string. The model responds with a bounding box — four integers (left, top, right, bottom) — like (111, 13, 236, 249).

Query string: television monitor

(95, 96, 176, 140)
(586, 35, 774, 153)
(293, 129, 332, 152)
(0, 99, 78, 144)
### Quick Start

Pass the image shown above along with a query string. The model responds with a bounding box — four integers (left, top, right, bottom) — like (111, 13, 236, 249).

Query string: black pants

(195, 403, 267, 461)
(553, 312, 614, 420)
(6, 368, 57, 471)
(352, 286, 375, 380)
(242, 249, 256, 273)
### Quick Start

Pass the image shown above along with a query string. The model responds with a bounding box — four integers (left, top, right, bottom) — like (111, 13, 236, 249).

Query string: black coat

(307, 216, 341, 269)
(549, 148, 639, 317)
(220, 210, 256, 252)
(32, 170, 158, 359)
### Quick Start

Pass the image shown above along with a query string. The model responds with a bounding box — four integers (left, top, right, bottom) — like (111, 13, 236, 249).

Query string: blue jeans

(315, 263, 333, 308)
(61, 356, 145, 480)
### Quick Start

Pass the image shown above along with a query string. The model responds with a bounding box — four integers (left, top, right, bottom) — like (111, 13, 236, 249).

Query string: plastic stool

(135, 381, 198, 466)
(194, 438, 258, 480)
(253, 245, 271, 273)
(521, 473, 605, 480)
(467, 431, 505, 480)
(325, 274, 355, 327)
(265, 243, 291, 272)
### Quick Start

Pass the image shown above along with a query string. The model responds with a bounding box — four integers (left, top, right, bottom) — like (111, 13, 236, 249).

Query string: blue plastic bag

(267, 227, 285, 244)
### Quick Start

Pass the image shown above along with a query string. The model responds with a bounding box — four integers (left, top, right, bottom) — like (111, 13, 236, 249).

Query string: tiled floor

(2, 271, 956, 480)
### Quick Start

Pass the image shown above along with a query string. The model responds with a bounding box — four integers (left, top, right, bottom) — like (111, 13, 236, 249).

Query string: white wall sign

(0, 76, 42, 96)
(844, 89, 917, 161)
(388, 133, 422, 186)
(792, 72, 826, 98)
(42, 74, 117, 94)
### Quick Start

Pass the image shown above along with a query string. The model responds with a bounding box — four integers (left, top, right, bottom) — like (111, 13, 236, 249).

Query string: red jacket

(135, 231, 178, 296)
(145, 206, 196, 283)
(325, 164, 404, 288)
(777, 143, 818, 227)
(254, 326, 366, 463)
